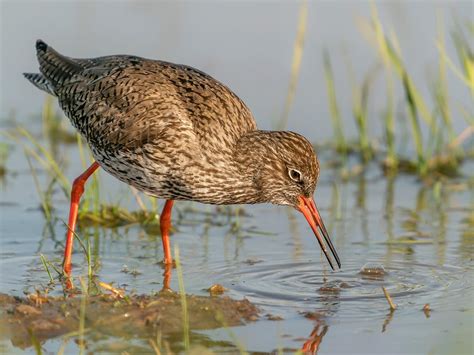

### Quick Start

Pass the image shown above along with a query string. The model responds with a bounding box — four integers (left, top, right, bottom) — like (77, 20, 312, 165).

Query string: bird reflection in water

(301, 321, 329, 354)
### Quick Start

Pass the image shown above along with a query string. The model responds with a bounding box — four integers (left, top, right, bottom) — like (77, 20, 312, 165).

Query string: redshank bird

(24, 40, 340, 275)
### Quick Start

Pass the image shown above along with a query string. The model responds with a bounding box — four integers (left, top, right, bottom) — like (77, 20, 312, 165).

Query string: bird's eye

(288, 168, 302, 182)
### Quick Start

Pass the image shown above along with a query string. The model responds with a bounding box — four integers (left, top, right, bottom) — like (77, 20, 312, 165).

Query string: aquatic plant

(376, 6, 473, 175)
(41, 96, 76, 146)
(350, 64, 377, 162)
(323, 50, 347, 153)
(279, 0, 308, 130)
(321, 5, 472, 178)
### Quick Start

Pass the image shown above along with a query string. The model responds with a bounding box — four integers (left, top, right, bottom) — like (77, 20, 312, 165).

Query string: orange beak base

(298, 196, 341, 270)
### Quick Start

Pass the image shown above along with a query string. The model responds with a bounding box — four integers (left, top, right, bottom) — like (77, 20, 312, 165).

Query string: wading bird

(24, 40, 340, 279)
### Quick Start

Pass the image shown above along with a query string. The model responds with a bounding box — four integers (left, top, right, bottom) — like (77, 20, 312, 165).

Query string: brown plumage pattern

(25, 40, 340, 270)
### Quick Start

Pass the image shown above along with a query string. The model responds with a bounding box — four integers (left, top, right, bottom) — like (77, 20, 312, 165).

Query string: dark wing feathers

(25, 40, 257, 156)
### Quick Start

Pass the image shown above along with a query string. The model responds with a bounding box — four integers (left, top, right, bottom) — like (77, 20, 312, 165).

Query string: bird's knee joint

(71, 179, 85, 198)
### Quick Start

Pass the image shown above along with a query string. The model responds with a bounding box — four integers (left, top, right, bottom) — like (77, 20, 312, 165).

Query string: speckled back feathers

(24, 40, 321, 207)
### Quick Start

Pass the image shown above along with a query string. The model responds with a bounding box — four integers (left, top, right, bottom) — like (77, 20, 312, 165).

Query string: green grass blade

(278, 0, 308, 130)
(40, 254, 54, 283)
(402, 74, 426, 174)
(323, 50, 346, 152)
(16, 127, 71, 193)
(384, 69, 397, 168)
(174, 245, 190, 351)
(25, 151, 52, 220)
(352, 66, 376, 161)
(28, 329, 43, 355)
(436, 12, 455, 145)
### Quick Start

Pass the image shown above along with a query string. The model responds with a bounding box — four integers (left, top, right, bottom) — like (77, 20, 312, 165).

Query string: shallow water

(0, 135, 473, 353)
(1, 1, 474, 353)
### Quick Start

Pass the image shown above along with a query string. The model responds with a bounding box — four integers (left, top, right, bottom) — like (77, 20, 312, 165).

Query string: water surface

(1, 1, 473, 353)
(1, 138, 472, 353)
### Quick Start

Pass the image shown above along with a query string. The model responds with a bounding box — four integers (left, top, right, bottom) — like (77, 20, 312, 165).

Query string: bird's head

(236, 131, 340, 269)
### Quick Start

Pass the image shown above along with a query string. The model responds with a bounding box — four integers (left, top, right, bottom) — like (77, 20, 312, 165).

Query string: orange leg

(160, 200, 174, 265)
(162, 263, 172, 290)
(63, 162, 100, 275)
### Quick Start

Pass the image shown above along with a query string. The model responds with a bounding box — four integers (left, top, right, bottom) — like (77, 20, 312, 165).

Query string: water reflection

(301, 321, 329, 354)
(0, 277, 252, 353)
(287, 207, 304, 260)
(459, 209, 474, 262)
(356, 173, 370, 245)
(381, 309, 395, 333)
(2, 162, 473, 352)
(384, 176, 396, 263)
(299, 275, 343, 353)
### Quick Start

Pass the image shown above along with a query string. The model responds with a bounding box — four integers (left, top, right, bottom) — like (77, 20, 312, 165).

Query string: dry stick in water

(382, 287, 397, 311)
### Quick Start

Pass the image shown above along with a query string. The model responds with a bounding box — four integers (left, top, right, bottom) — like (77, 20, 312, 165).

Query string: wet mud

(0, 291, 259, 349)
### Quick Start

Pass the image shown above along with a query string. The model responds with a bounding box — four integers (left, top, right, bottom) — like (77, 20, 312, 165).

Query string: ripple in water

(213, 258, 468, 319)
(2, 254, 470, 321)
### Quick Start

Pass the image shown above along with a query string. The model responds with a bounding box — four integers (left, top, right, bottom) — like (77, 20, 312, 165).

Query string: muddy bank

(0, 291, 259, 349)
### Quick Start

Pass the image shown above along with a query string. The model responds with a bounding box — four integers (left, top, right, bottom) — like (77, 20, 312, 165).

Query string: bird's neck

(189, 130, 274, 205)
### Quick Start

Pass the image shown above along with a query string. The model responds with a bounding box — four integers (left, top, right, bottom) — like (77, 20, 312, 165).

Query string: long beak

(297, 196, 341, 270)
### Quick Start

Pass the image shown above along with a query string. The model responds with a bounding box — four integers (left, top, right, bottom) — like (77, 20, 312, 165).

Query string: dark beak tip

(298, 196, 342, 271)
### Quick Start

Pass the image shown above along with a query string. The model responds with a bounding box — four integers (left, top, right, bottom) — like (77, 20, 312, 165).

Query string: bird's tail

(23, 72, 56, 95)
(31, 40, 83, 89)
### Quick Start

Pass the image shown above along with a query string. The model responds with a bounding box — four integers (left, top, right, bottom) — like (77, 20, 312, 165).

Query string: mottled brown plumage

(25, 40, 340, 271)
